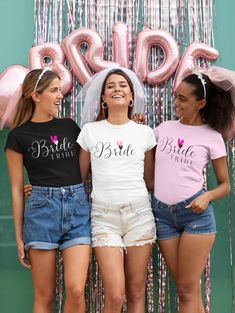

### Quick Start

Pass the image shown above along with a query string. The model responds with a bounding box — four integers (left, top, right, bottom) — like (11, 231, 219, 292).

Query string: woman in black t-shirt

(5, 69, 91, 313)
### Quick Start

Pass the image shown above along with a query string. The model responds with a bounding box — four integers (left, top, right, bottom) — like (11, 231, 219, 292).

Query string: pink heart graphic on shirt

(50, 135, 58, 145)
(177, 138, 184, 148)
(116, 140, 123, 150)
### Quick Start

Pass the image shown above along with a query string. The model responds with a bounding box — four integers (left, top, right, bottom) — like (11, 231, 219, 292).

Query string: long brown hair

(12, 69, 59, 129)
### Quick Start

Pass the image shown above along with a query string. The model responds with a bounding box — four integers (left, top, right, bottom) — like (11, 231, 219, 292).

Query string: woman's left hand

(185, 192, 211, 213)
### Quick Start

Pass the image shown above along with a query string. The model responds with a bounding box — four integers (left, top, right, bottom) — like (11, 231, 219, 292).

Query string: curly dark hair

(183, 73, 235, 134)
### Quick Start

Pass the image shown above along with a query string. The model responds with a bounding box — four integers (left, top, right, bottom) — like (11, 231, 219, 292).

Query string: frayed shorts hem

(92, 237, 156, 248)
(125, 237, 156, 247)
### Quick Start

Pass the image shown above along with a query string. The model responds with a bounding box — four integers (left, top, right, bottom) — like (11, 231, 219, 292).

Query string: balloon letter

(112, 23, 129, 68)
(135, 28, 180, 85)
(0, 65, 29, 128)
(29, 43, 73, 95)
(62, 28, 118, 85)
(173, 42, 219, 91)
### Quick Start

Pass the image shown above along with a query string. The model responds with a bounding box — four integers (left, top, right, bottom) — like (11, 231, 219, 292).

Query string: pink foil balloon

(62, 28, 118, 86)
(173, 42, 219, 91)
(29, 43, 73, 95)
(135, 28, 180, 85)
(0, 65, 29, 128)
(112, 23, 129, 68)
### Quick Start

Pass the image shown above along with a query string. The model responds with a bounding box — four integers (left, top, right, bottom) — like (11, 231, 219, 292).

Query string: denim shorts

(152, 189, 217, 240)
(91, 197, 156, 248)
(23, 183, 91, 251)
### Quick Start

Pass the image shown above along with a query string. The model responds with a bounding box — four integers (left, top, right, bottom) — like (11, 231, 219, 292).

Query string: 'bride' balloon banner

(0, 23, 219, 128)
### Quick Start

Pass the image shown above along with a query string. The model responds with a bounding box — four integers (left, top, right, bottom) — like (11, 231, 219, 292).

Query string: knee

(177, 281, 197, 303)
(35, 290, 54, 308)
(66, 286, 85, 304)
(106, 292, 125, 309)
(127, 287, 145, 303)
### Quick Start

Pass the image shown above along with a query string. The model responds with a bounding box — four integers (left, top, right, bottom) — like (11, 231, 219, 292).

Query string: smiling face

(174, 81, 206, 124)
(102, 73, 133, 111)
(33, 77, 63, 118)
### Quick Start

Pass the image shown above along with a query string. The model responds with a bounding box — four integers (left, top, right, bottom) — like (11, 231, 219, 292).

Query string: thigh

(94, 247, 125, 294)
(177, 233, 215, 285)
(125, 245, 152, 292)
(29, 249, 57, 294)
(157, 237, 180, 280)
(62, 245, 91, 290)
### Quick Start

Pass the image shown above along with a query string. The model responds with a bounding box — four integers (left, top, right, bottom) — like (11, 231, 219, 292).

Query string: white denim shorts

(91, 197, 156, 248)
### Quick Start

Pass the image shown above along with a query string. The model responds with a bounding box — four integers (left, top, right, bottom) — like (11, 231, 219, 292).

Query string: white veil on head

(77, 66, 146, 128)
(204, 66, 235, 107)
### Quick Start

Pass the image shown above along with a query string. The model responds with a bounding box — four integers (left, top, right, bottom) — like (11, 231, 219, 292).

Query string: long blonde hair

(12, 69, 59, 129)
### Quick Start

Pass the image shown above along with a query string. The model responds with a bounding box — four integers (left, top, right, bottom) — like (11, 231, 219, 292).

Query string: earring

(101, 102, 108, 118)
(129, 100, 134, 107)
(102, 102, 108, 109)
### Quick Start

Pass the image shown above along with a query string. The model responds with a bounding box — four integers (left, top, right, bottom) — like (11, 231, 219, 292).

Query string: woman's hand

(187, 156, 231, 213)
(132, 113, 145, 124)
(185, 192, 211, 213)
(16, 239, 31, 269)
(24, 183, 32, 198)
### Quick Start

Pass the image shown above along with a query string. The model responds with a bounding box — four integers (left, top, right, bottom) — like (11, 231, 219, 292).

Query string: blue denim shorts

(152, 189, 217, 240)
(23, 183, 91, 251)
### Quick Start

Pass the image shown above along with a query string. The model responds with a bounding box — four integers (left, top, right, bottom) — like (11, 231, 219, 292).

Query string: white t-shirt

(77, 120, 156, 203)
(154, 120, 227, 205)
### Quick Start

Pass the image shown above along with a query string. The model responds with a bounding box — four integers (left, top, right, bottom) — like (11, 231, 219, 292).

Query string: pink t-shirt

(154, 120, 227, 205)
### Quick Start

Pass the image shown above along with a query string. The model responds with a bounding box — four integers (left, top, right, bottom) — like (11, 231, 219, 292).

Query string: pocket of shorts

(91, 209, 104, 218)
(73, 191, 89, 206)
(25, 193, 49, 209)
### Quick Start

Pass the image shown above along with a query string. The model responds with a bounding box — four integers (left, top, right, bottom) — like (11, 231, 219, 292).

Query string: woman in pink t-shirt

(152, 70, 235, 313)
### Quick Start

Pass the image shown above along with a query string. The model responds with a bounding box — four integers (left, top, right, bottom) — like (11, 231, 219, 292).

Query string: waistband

(31, 183, 84, 196)
(92, 196, 150, 211)
(155, 189, 206, 208)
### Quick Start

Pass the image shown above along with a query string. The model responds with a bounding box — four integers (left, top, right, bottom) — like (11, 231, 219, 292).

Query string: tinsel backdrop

(33, 1, 234, 312)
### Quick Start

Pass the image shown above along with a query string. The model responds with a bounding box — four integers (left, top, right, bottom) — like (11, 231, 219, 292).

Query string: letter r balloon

(62, 28, 119, 85)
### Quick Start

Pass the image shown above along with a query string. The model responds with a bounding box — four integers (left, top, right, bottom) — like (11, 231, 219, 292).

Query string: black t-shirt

(5, 118, 82, 187)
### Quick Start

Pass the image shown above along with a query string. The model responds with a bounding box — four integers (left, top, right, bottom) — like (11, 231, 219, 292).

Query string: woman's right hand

(24, 183, 32, 198)
(16, 239, 31, 269)
(132, 113, 145, 124)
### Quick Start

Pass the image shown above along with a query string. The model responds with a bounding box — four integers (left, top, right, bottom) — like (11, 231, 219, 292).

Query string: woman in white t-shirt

(152, 70, 235, 313)
(77, 67, 156, 313)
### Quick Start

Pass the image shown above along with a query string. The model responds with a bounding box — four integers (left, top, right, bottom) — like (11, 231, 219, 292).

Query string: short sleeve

(209, 134, 227, 159)
(154, 123, 162, 142)
(145, 126, 157, 151)
(76, 124, 90, 152)
(71, 119, 81, 137)
(5, 129, 23, 154)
